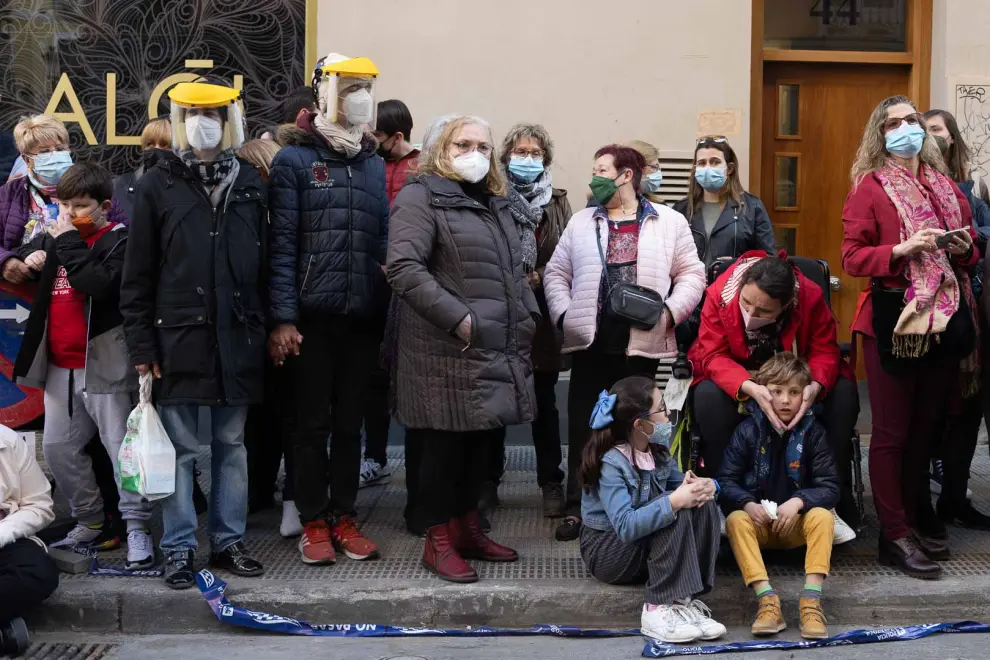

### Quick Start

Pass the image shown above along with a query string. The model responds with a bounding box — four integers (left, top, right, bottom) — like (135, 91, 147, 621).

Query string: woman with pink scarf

(842, 95, 978, 580)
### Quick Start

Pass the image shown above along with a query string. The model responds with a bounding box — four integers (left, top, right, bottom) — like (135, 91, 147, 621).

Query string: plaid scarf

(180, 148, 236, 188)
(505, 170, 553, 272)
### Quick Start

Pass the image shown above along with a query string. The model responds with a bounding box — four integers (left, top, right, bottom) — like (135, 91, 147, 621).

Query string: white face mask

(185, 114, 224, 150)
(341, 89, 373, 126)
(452, 151, 490, 183)
(740, 303, 777, 331)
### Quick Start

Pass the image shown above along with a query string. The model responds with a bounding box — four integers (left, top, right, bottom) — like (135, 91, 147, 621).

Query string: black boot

(209, 541, 264, 577)
(0, 617, 29, 657)
(164, 550, 196, 590)
(915, 499, 948, 540)
(939, 500, 990, 531)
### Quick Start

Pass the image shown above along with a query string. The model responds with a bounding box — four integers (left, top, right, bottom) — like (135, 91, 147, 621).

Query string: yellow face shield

(314, 57, 379, 130)
(168, 82, 245, 152)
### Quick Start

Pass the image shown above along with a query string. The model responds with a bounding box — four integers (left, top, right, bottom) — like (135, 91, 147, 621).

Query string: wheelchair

(678, 255, 867, 529)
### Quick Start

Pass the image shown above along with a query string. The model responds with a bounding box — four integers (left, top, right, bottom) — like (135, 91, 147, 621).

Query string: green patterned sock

(801, 584, 823, 600)
(755, 584, 775, 598)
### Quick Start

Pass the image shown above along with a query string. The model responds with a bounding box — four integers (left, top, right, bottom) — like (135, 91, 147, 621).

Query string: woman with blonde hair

(387, 115, 539, 582)
(673, 137, 774, 269)
(842, 95, 977, 580)
(237, 139, 282, 180)
(625, 140, 666, 206)
(113, 118, 173, 222)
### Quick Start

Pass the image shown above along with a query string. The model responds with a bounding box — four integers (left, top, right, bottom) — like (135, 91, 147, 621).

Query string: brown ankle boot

(422, 523, 477, 583)
(751, 594, 786, 636)
(878, 536, 942, 580)
(449, 510, 518, 562)
(799, 598, 828, 639)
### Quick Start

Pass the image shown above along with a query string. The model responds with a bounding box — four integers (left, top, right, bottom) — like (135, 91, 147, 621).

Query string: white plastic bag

(118, 373, 176, 500)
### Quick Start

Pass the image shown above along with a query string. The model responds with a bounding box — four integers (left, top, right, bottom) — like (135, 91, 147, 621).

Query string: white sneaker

(832, 510, 857, 545)
(49, 523, 105, 549)
(640, 604, 703, 643)
(280, 500, 303, 538)
(125, 529, 155, 570)
(685, 599, 727, 640)
(358, 458, 391, 488)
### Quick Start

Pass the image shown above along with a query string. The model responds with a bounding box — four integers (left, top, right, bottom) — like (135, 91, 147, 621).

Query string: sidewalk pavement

(28, 444, 990, 635)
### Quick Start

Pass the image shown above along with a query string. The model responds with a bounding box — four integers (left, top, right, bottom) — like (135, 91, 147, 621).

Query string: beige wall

(931, 0, 990, 109)
(316, 0, 753, 203)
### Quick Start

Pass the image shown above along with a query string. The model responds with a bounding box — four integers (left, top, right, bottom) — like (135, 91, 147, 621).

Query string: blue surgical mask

(885, 123, 926, 158)
(642, 170, 663, 194)
(507, 155, 544, 183)
(32, 151, 73, 184)
(646, 420, 674, 448)
(695, 166, 726, 192)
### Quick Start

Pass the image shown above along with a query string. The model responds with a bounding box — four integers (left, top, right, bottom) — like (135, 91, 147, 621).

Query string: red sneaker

(331, 515, 380, 561)
(298, 520, 335, 565)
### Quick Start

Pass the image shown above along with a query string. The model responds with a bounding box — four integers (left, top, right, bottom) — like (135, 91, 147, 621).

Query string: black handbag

(595, 222, 665, 331)
(871, 279, 975, 373)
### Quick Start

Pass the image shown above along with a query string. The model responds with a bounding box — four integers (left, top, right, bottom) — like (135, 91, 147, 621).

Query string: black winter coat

(717, 402, 839, 515)
(268, 126, 389, 324)
(119, 151, 268, 407)
(673, 192, 775, 266)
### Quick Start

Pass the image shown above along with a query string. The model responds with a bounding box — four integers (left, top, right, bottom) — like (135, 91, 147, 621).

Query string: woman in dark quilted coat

(387, 115, 539, 583)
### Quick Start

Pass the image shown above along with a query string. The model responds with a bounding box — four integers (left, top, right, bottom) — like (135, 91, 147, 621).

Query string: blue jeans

(159, 405, 249, 553)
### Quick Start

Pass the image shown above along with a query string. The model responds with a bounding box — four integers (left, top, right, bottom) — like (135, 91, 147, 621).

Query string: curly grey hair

(499, 123, 554, 168)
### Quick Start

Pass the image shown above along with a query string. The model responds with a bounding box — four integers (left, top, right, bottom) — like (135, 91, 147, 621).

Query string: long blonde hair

(237, 139, 282, 179)
(417, 116, 507, 196)
(851, 95, 948, 185)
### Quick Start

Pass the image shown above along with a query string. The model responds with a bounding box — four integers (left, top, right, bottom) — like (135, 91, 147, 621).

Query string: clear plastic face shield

(314, 57, 379, 131)
(168, 82, 246, 153)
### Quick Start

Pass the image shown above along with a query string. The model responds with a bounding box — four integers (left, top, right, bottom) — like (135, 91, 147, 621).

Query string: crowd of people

(0, 52, 989, 651)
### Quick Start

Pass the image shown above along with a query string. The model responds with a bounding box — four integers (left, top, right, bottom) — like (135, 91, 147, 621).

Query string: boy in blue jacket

(718, 352, 838, 641)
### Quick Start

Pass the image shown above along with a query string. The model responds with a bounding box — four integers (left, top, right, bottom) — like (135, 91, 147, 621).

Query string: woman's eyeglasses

(27, 145, 69, 157)
(453, 141, 493, 157)
(510, 148, 544, 159)
(882, 113, 924, 133)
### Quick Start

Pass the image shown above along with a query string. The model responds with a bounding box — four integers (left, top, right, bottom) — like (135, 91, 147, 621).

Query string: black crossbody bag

(595, 222, 665, 331)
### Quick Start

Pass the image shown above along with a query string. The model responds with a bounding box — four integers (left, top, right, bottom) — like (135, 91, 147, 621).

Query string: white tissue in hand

(761, 500, 779, 520)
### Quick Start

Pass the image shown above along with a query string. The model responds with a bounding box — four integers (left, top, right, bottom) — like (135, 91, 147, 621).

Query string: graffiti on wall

(0, 0, 307, 175)
(953, 79, 990, 184)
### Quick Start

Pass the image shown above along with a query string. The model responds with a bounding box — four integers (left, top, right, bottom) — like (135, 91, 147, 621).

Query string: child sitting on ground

(0, 424, 58, 656)
(718, 352, 838, 640)
(12, 163, 152, 570)
(579, 376, 725, 645)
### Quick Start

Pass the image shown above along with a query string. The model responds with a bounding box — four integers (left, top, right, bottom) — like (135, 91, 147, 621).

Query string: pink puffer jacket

(543, 203, 705, 359)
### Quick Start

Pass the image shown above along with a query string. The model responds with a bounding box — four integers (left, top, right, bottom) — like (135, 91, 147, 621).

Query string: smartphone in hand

(935, 228, 969, 250)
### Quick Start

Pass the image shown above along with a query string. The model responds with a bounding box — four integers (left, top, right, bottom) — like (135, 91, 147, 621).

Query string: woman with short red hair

(544, 144, 706, 541)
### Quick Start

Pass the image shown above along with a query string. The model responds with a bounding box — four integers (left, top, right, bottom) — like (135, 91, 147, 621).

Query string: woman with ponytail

(578, 376, 724, 645)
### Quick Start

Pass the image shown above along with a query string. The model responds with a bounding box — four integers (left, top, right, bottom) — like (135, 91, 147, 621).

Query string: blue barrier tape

(642, 621, 990, 656)
(195, 570, 640, 638)
(88, 555, 164, 578)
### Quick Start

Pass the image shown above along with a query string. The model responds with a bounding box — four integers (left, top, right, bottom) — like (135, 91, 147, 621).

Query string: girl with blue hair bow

(578, 376, 725, 645)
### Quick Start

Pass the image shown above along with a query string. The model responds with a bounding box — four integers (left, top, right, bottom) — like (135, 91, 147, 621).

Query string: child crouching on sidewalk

(13, 163, 152, 570)
(579, 376, 725, 645)
(718, 353, 838, 640)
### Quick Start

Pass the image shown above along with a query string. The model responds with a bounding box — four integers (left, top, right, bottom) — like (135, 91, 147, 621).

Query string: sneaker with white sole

(358, 459, 391, 489)
(685, 599, 727, 640)
(50, 522, 119, 551)
(125, 529, 155, 570)
(640, 604, 703, 643)
(281, 500, 303, 538)
(832, 510, 857, 545)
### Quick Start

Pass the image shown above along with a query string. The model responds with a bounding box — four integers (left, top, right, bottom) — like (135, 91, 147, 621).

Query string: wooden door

(760, 63, 910, 342)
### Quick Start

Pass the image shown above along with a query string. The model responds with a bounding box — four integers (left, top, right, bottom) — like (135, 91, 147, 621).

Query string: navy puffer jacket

(268, 124, 389, 323)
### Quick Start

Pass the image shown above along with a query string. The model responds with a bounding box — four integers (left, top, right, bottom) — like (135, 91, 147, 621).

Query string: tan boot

(799, 597, 828, 639)
(751, 594, 786, 636)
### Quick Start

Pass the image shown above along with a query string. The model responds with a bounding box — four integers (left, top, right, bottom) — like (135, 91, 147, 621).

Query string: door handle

(830, 276, 841, 291)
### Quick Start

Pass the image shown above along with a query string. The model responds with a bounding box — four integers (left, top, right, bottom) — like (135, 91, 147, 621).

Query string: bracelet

(712, 479, 721, 498)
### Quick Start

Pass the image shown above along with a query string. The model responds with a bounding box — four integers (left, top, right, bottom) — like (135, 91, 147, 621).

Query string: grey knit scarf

(506, 170, 553, 272)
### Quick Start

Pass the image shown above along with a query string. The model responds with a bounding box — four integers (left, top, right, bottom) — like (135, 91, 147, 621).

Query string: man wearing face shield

(119, 79, 268, 589)
(268, 55, 389, 566)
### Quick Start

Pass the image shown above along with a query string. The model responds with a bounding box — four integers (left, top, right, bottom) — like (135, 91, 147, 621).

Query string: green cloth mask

(590, 174, 621, 205)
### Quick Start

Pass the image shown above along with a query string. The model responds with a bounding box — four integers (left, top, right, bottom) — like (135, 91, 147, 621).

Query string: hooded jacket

(268, 122, 389, 324)
(0, 426, 55, 549)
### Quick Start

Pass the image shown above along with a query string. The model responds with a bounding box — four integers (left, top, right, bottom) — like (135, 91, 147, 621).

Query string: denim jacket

(581, 440, 684, 544)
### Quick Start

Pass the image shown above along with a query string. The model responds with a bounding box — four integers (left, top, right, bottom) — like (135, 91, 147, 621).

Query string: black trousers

(565, 347, 659, 515)
(0, 538, 59, 623)
(292, 316, 378, 523)
(404, 428, 424, 524)
(411, 428, 498, 528)
(694, 375, 861, 524)
(487, 370, 564, 488)
(363, 363, 391, 467)
(246, 359, 296, 505)
(934, 392, 984, 513)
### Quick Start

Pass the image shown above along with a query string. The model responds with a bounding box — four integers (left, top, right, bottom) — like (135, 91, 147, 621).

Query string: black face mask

(377, 136, 395, 160)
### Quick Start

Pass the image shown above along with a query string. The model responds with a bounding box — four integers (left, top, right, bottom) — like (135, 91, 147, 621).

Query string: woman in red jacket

(842, 95, 978, 580)
(688, 253, 859, 541)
